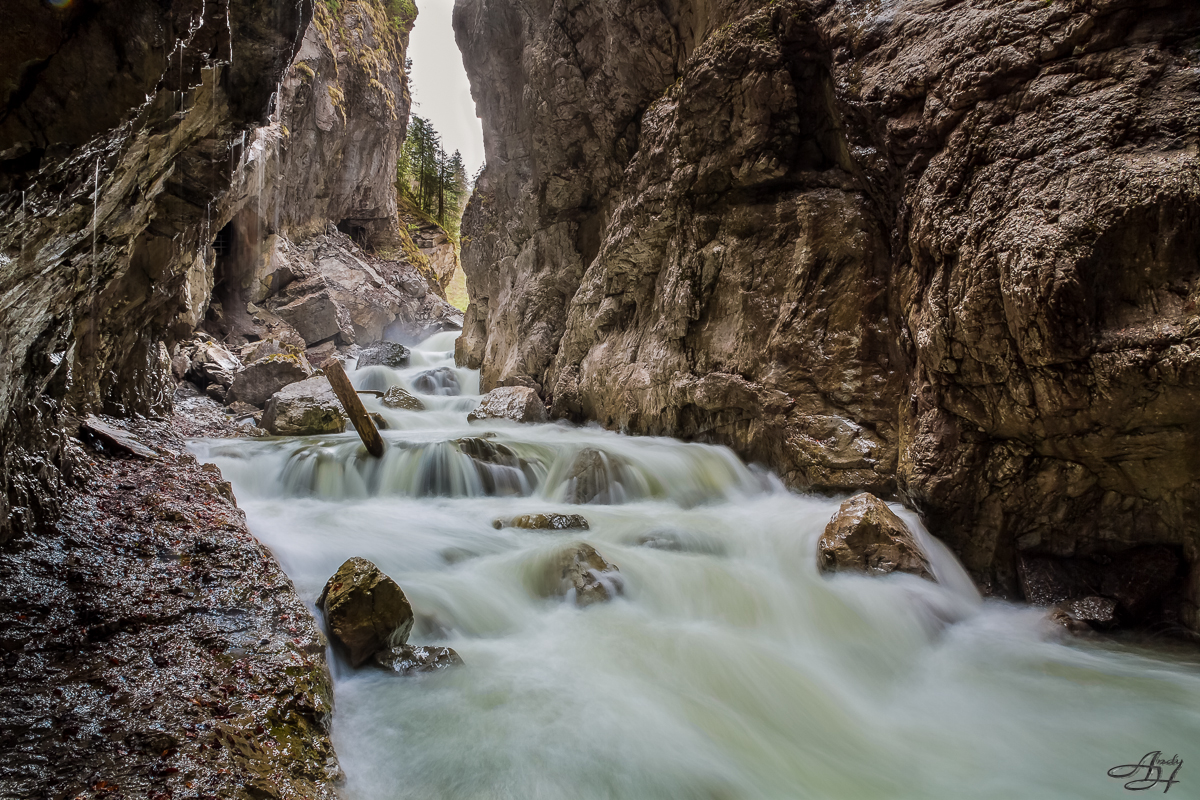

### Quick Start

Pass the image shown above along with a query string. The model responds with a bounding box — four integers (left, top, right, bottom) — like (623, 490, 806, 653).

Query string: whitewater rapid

(191, 331, 1200, 800)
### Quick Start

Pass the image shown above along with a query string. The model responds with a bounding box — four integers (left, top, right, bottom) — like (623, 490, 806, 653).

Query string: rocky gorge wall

(454, 0, 1200, 630)
(0, 0, 456, 543)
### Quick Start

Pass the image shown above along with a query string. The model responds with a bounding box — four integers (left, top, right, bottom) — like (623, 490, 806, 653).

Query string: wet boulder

(319, 557, 415, 667)
(817, 493, 934, 581)
(381, 385, 425, 410)
(467, 386, 548, 424)
(564, 447, 627, 504)
(412, 366, 461, 396)
(356, 341, 411, 369)
(493, 514, 590, 531)
(260, 377, 347, 435)
(552, 543, 623, 607)
(1058, 596, 1119, 630)
(226, 352, 314, 407)
(373, 644, 463, 675)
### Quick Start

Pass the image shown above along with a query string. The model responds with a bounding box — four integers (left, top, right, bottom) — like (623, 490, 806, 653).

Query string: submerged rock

(494, 513, 590, 531)
(552, 543, 623, 606)
(227, 352, 314, 407)
(412, 366, 461, 396)
(260, 377, 346, 435)
(319, 557, 414, 667)
(373, 644, 463, 675)
(564, 448, 626, 504)
(818, 493, 934, 581)
(381, 385, 425, 410)
(467, 386, 548, 424)
(457, 437, 521, 466)
(356, 341, 411, 369)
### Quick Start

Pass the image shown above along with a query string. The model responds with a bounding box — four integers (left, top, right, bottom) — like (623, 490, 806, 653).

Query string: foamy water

(191, 332, 1200, 799)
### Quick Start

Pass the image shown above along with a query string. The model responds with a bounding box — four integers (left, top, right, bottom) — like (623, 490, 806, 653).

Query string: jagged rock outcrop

(455, 0, 1200, 630)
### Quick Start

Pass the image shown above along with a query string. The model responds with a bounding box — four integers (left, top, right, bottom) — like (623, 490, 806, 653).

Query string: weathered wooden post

(323, 358, 385, 458)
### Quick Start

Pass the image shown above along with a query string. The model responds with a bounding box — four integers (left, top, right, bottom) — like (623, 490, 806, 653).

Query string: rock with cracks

(319, 557, 415, 667)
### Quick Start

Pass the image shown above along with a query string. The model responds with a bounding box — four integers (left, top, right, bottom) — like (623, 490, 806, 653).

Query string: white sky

(407, 0, 485, 176)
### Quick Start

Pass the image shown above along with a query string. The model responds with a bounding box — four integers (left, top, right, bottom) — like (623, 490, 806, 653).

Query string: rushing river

(191, 332, 1200, 800)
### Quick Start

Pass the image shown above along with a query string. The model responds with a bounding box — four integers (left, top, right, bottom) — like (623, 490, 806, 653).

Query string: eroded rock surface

(454, 0, 1200, 630)
(818, 493, 934, 581)
(319, 557, 415, 668)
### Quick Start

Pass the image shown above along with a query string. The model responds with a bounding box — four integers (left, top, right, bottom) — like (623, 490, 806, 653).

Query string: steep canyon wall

(454, 0, 1200, 628)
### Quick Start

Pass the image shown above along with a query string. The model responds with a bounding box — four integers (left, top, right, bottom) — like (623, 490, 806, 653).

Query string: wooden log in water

(324, 359, 385, 458)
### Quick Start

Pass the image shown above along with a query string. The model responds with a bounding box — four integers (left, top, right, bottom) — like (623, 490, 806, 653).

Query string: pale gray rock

(467, 387, 548, 424)
(261, 377, 347, 436)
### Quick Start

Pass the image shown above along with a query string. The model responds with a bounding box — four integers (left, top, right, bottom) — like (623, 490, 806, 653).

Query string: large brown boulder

(318, 558, 414, 667)
(260, 377, 346, 435)
(818, 493, 934, 581)
(227, 352, 314, 407)
(467, 387, 548, 424)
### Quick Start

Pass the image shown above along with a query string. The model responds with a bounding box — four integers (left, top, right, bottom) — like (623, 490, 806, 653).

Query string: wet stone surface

(0, 414, 339, 799)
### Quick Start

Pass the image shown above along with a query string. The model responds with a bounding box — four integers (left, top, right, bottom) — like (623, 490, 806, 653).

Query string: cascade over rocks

(454, 0, 1200, 631)
(818, 493, 934, 582)
(319, 557, 415, 668)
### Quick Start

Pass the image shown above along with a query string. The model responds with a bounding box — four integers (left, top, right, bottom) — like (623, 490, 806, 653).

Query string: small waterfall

(188, 332, 1200, 800)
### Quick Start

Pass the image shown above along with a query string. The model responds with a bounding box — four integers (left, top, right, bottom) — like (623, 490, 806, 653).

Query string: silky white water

(191, 332, 1200, 799)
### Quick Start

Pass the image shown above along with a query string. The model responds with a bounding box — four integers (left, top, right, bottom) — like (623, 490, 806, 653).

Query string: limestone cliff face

(456, 0, 1200, 628)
